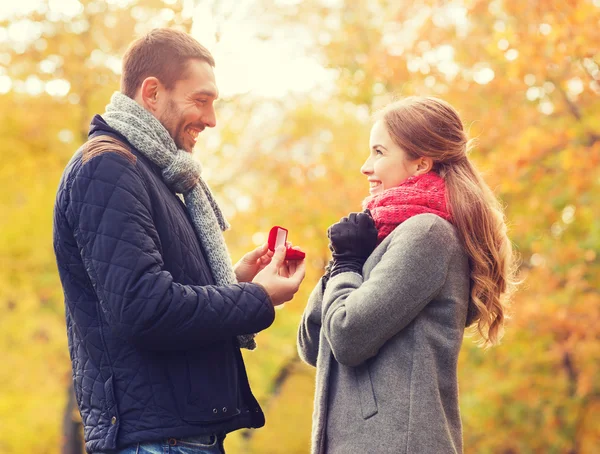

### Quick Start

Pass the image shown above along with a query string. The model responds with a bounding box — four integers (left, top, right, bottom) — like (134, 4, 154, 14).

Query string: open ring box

(268, 226, 306, 260)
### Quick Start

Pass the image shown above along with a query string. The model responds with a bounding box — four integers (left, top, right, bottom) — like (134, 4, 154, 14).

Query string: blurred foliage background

(0, 0, 599, 453)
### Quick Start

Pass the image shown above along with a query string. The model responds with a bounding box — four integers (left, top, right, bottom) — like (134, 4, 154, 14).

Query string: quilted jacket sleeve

(67, 151, 275, 350)
(321, 215, 458, 367)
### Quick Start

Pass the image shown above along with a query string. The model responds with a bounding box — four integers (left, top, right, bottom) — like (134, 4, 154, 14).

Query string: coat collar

(88, 114, 162, 177)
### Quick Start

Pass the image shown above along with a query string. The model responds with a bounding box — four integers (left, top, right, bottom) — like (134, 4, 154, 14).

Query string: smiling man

(53, 28, 305, 454)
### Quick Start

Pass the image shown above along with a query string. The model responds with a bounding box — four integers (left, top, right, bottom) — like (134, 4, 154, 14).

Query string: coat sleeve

(297, 277, 326, 367)
(67, 151, 275, 350)
(321, 215, 457, 367)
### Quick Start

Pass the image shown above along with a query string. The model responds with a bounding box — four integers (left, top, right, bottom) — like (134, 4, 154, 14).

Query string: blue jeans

(108, 434, 226, 454)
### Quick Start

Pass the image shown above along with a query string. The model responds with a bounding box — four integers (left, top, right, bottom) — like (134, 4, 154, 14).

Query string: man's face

(156, 59, 218, 153)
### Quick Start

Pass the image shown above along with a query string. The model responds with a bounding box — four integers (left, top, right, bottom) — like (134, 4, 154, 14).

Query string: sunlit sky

(0, 0, 589, 112)
(0, 0, 497, 100)
(190, 0, 335, 98)
(0, 0, 335, 98)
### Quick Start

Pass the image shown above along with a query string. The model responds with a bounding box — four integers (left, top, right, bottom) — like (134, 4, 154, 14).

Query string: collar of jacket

(88, 114, 163, 178)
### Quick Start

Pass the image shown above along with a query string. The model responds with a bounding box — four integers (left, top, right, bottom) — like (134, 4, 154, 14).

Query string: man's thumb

(270, 245, 286, 266)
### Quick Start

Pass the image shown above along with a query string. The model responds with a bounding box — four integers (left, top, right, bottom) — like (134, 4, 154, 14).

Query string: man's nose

(202, 107, 217, 128)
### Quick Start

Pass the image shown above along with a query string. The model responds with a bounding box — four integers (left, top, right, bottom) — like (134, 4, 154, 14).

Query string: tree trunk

(61, 384, 84, 454)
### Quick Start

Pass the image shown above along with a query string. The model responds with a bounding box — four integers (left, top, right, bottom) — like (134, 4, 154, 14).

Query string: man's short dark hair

(121, 28, 215, 98)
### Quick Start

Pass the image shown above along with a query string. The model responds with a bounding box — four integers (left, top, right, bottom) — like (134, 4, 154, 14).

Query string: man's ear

(139, 77, 162, 112)
(415, 157, 433, 175)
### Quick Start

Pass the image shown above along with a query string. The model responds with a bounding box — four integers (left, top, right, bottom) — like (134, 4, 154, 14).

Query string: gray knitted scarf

(103, 92, 256, 350)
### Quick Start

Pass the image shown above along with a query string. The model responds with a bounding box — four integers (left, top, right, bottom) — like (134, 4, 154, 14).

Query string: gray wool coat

(298, 214, 470, 454)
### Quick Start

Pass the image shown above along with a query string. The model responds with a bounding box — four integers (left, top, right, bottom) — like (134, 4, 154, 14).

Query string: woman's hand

(327, 211, 378, 277)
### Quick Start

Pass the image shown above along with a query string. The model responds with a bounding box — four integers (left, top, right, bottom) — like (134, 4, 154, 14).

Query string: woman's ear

(139, 77, 161, 111)
(415, 157, 433, 175)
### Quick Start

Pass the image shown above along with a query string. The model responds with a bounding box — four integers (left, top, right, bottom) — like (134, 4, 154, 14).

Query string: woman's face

(361, 120, 420, 196)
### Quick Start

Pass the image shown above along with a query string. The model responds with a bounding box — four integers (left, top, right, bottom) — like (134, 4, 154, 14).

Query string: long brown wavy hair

(378, 96, 517, 346)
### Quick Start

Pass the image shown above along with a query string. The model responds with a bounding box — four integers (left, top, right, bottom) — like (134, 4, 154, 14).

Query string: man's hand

(253, 246, 306, 306)
(234, 243, 273, 283)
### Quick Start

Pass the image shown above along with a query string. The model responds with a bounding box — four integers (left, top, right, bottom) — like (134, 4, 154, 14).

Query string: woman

(298, 96, 516, 454)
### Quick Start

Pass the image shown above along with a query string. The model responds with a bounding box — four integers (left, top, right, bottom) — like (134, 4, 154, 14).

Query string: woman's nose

(360, 158, 372, 175)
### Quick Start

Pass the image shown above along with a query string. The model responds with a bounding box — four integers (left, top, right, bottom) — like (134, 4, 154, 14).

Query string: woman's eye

(375, 149, 383, 155)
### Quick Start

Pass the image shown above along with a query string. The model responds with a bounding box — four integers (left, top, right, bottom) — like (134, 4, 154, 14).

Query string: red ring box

(268, 226, 306, 260)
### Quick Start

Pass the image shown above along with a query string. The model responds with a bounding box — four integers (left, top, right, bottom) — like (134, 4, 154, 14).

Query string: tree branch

(551, 78, 582, 121)
(562, 351, 578, 398)
(578, 59, 599, 84)
(239, 355, 302, 442)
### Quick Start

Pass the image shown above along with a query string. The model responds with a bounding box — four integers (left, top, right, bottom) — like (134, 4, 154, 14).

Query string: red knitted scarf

(363, 172, 452, 243)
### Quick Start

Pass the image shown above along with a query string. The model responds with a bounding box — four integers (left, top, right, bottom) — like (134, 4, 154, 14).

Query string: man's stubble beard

(158, 99, 187, 152)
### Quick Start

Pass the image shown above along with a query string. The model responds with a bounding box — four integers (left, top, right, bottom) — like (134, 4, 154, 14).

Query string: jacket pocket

(181, 342, 241, 423)
(103, 375, 120, 447)
(354, 363, 378, 419)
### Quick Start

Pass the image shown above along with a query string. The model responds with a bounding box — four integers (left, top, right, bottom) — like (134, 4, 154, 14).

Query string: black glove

(327, 211, 378, 278)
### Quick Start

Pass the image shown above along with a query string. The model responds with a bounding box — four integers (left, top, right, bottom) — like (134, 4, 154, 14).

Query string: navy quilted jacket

(53, 115, 275, 453)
